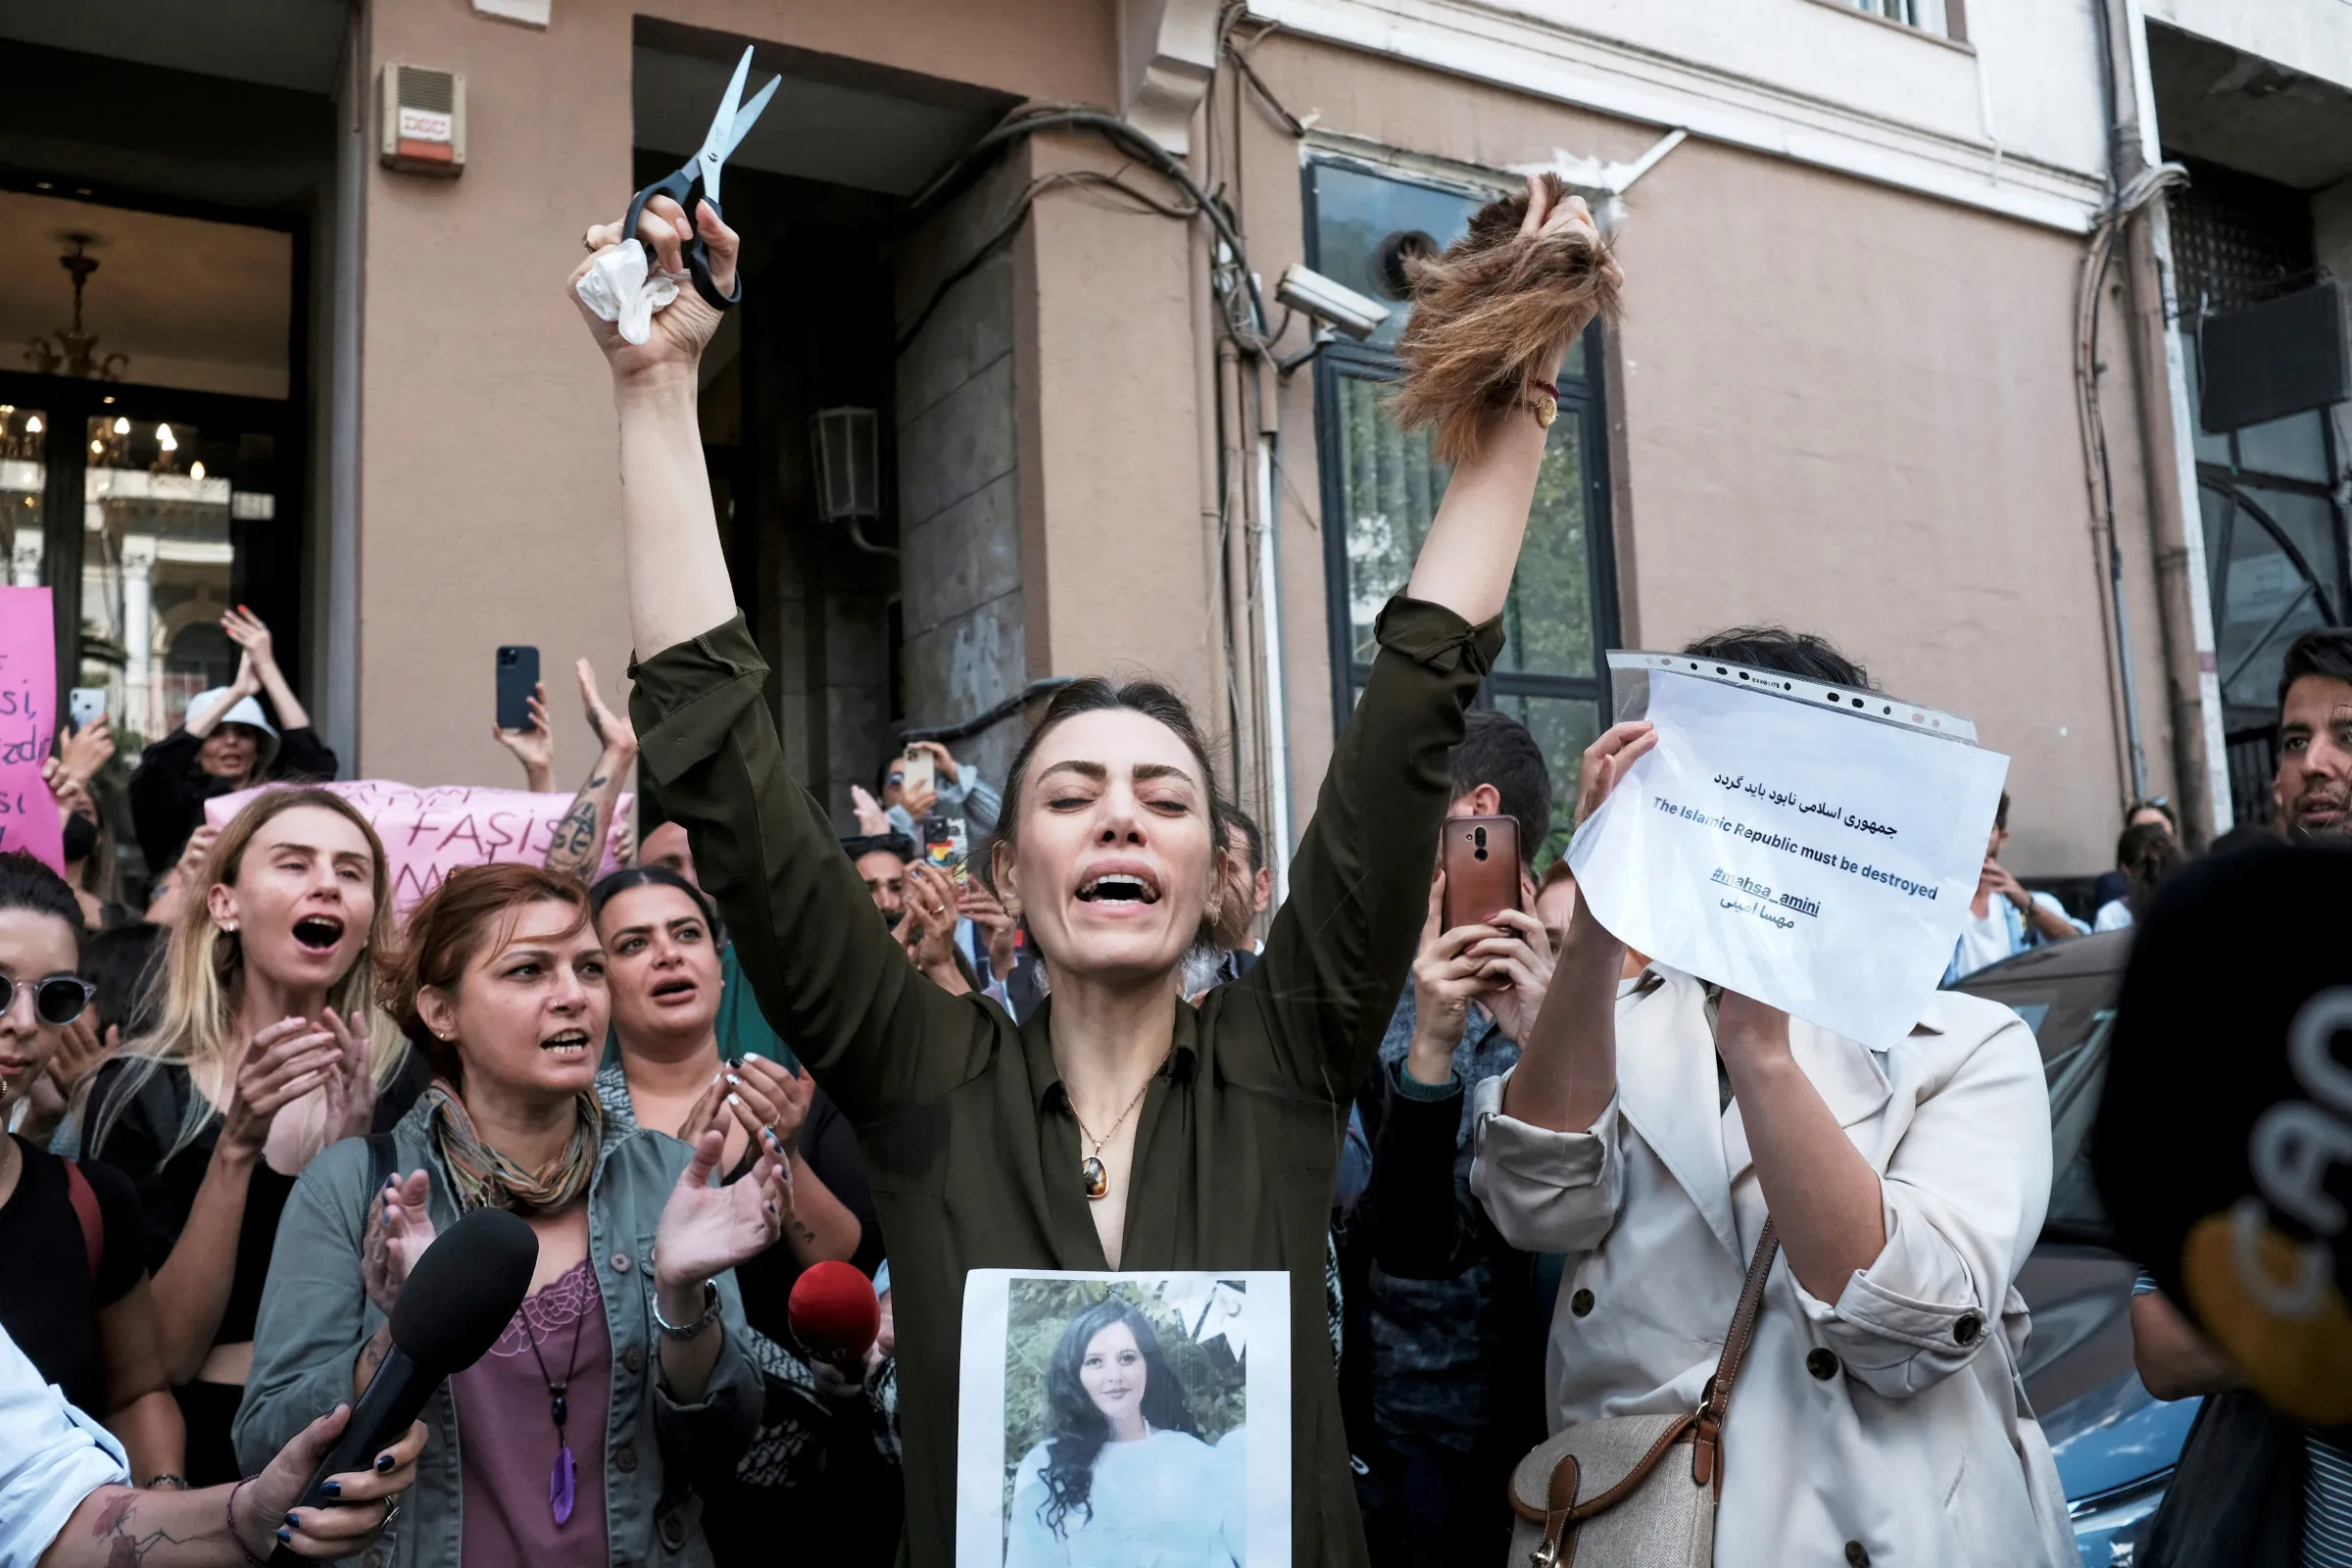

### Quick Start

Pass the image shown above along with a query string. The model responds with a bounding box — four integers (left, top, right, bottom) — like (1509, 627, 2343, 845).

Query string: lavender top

(453, 1258, 612, 1566)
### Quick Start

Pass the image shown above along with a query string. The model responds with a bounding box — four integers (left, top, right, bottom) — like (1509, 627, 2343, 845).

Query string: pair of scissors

(623, 45, 779, 311)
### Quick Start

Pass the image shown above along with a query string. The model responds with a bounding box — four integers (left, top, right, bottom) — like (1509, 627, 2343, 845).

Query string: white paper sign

(956, 1270, 1291, 1567)
(1567, 655, 2009, 1047)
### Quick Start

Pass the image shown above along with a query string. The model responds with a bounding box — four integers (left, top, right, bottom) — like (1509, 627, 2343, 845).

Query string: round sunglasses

(0, 972, 97, 1028)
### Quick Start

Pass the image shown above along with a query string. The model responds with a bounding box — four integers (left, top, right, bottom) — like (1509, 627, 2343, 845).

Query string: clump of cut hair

(1391, 172, 1621, 466)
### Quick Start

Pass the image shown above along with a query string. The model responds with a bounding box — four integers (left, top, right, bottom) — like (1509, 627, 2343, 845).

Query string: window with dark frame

(2167, 157, 2350, 824)
(1305, 157, 1617, 862)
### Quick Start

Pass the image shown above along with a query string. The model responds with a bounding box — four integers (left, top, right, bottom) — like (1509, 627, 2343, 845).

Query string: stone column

(121, 533, 157, 740)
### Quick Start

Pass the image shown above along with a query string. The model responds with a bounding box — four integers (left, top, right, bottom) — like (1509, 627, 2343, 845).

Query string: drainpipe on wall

(1253, 364, 1293, 904)
(323, 3, 368, 770)
(2101, 0, 2234, 841)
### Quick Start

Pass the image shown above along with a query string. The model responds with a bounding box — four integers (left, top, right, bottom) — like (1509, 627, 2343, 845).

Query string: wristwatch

(145, 1473, 191, 1491)
(652, 1279, 720, 1341)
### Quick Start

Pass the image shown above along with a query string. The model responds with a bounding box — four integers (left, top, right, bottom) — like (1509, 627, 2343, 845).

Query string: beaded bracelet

(225, 1476, 270, 1568)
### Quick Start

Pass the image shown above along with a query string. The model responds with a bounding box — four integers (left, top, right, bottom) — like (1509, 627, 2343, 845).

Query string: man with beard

(2274, 629, 2352, 839)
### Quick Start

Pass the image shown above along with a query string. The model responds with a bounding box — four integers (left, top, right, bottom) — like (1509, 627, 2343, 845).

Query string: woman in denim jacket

(234, 863, 777, 1568)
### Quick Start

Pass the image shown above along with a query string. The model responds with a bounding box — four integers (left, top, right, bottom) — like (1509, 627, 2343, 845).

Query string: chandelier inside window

(25, 236, 128, 381)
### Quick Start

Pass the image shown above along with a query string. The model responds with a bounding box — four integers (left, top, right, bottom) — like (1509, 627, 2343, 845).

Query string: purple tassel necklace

(519, 1294, 588, 1526)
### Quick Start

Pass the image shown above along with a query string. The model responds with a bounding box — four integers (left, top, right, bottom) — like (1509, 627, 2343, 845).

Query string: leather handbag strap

(1690, 1218, 1780, 1492)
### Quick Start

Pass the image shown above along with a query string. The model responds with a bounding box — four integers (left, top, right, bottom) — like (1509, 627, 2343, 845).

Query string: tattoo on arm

(84, 1489, 195, 1566)
(544, 760, 624, 877)
(545, 801, 600, 873)
(356, 1323, 393, 1393)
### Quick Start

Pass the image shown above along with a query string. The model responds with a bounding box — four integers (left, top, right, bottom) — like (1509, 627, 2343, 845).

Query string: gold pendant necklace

(1070, 1052, 1168, 1201)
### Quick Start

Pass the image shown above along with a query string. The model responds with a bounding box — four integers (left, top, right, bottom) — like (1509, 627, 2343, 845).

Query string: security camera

(1275, 263, 1391, 341)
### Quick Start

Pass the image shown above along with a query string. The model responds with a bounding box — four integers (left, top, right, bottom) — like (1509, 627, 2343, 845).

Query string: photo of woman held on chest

(1006, 1299, 1233, 1568)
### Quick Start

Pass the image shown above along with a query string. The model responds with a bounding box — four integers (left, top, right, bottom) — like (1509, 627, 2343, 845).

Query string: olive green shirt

(628, 596, 1501, 1566)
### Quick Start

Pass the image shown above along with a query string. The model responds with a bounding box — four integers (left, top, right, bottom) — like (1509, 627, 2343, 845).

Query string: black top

(127, 721, 339, 873)
(83, 1050, 424, 1347)
(629, 599, 1498, 1568)
(0, 1136, 147, 1414)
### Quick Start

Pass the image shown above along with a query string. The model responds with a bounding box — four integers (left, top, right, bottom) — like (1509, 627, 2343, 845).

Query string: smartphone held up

(899, 744, 935, 801)
(1442, 814, 1521, 931)
(495, 645, 540, 731)
(924, 815, 969, 886)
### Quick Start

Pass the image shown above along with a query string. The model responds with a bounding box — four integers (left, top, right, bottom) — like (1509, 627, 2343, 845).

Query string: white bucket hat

(187, 687, 283, 775)
(187, 688, 278, 741)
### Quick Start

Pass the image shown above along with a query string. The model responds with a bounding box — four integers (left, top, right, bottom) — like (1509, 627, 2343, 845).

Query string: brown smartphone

(1441, 814, 1521, 931)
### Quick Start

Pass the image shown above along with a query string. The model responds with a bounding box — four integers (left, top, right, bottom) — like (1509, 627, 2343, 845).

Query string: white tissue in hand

(574, 243, 683, 346)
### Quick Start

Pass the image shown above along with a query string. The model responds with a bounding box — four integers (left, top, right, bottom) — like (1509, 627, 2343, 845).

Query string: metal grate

(2167, 157, 2317, 320)
(398, 66, 456, 114)
(2226, 728, 2280, 827)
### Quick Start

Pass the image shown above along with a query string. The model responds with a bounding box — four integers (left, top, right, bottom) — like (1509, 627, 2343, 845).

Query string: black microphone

(269, 1207, 538, 1563)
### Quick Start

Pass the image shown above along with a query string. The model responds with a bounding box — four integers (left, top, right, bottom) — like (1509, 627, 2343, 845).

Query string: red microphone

(788, 1260, 881, 1366)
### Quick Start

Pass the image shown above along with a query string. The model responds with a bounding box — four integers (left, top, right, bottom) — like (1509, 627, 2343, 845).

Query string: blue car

(1956, 930, 2198, 1566)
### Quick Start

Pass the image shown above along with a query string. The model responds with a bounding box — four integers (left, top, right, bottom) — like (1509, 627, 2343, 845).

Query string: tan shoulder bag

(1505, 1221, 1780, 1568)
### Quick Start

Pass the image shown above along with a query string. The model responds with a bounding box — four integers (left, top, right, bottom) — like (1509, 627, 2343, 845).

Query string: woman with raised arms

(569, 174, 1617, 1565)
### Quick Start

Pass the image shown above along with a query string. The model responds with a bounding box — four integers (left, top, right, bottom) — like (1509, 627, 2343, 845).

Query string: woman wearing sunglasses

(85, 787, 420, 1484)
(0, 850, 186, 1489)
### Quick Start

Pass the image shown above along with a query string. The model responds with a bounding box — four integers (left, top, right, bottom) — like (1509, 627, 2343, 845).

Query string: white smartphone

(69, 688, 107, 730)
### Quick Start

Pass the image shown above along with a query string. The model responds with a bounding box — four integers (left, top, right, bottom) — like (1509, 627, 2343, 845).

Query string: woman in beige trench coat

(1469, 632, 2077, 1568)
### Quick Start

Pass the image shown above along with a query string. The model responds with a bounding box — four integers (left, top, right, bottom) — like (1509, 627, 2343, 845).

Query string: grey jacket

(233, 1097, 760, 1568)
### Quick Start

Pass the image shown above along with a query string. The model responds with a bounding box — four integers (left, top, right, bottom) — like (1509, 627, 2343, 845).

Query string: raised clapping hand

(721, 1054, 813, 1150)
(652, 1102, 789, 1294)
(569, 197, 737, 381)
(221, 606, 281, 678)
(318, 1009, 378, 1146)
(959, 880, 1021, 981)
(902, 862, 961, 976)
(577, 657, 638, 759)
(219, 1018, 346, 1158)
(50, 1010, 119, 1102)
(362, 1170, 438, 1318)
(848, 785, 892, 837)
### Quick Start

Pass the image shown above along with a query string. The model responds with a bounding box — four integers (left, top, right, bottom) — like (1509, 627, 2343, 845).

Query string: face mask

(62, 812, 97, 862)
(880, 906, 904, 932)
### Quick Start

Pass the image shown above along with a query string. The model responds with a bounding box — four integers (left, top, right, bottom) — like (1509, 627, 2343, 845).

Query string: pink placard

(205, 779, 632, 918)
(0, 588, 66, 872)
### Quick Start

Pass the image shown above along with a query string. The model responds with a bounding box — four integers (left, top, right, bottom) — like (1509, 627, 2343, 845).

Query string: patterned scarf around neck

(421, 1081, 603, 1216)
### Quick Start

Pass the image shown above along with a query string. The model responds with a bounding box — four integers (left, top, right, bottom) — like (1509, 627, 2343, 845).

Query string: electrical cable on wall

(891, 27, 1326, 886)
(2074, 158, 2189, 808)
